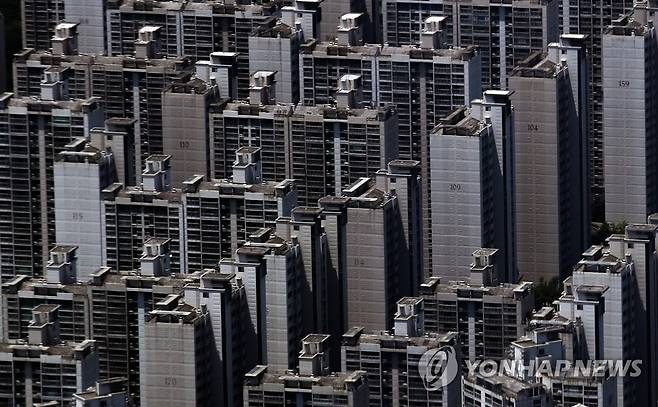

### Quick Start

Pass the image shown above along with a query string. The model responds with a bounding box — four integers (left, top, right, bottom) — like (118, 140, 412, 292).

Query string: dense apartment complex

(13, 25, 196, 177)
(107, 0, 282, 97)
(211, 89, 398, 207)
(5, 0, 658, 405)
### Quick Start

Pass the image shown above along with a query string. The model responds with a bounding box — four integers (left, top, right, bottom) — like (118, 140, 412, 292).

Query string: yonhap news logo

(418, 346, 459, 391)
(465, 359, 643, 379)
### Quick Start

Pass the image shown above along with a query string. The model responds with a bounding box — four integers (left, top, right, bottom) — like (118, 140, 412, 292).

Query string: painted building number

(618, 80, 630, 87)
(449, 184, 462, 191)
(164, 377, 178, 386)
(72, 212, 84, 221)
(179, 141, 190, 149)
(527, 124, 539, 131)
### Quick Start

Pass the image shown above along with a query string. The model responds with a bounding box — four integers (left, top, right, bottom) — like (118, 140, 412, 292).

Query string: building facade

(603, 14, 658, 224)
(419, 262, 535, 362)
(102, 155, 185, 274)
(0, 304, 99, 406)
(429, 107, 503, 280)
(382, 0, 559, 89)
(510, 48, 588, 283)
(54, 141, 117, 282)
(244, 335, 369, 407)
(561, 0, 634, 208)
(182, 148, 297, 271)
(341, 300, 462, 407)
(0, 91, 103, 280)
(139, 297, 214, 406)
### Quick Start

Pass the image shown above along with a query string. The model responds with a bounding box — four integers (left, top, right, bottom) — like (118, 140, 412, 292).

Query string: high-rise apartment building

(103, 148, 297, 274)
(603, 13, 658, 224)
(383, 2, 453, 47)
(341, 299, 462, 407)
(182, 148, 297, 271)
(278, 0, 323, 41)
(315, 0, 352, 42)
(341, 178, 410, 331)
(316, 200, 350, 358)
(0, 90, 103, 280)
(212, 82, 398, 207)
(301, 26, 481, 274)
(511, 312, 577, 381)
(162, 78, 219, 185)
(244, 335, 370, 407)
(0, 247, 91, 343)
(505, 224, 658, 407)
(510, 45, 589, 283)
(0, 304, 99, 406)
(374, 160, 424, 288)
(106, 0, 282, 97)
(210, 101, 292, 182)
(13, 25, 196, 179)
(382, 0, 559, 90)
(91, 54, 192, 177)
(275, 207, 329, 337)
(219, 229, 306, 371)
(289, 103, 398, 206)
(301, 24, 481, 166)
(561, 0, 634, 208)
(139, 296, 214, 407)
(249, 19, 303, 104)
(469, 90, 517, 282)
(183, 271, 252, 407)
(254, 232, 304, 370)
(195, 51, 240, 99)
(102, 155, 186, 273)
(429, 107, 505, 279)
(607, 220, 658, 407)
(3, 246, 258, 407)
(20, 0, 106, 53)
(419, 253, 535, 362)
(87, 258, 189, 403)
(54, 139, 117, 282)
(547, 33, 592, 244)
(513, 309, 615, 406)
(559, 245, 640, 406)
(73, 378, 130, 407)
(300, 37, 378, 107)
(13, 22, 91, 99)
